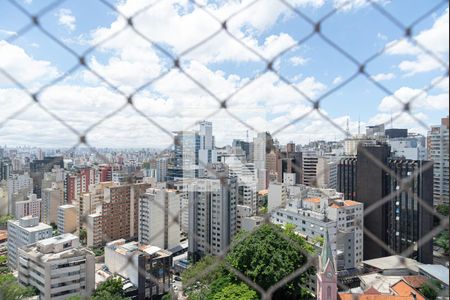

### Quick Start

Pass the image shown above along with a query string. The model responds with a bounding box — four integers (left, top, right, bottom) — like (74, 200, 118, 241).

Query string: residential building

(101, 183, 151, 243)
(18, 234, 95, 300)
(86, 211, 102, 248)
(236, 205, 253, 231)
(7, 172, 33, 215)
(272, 191, 364, 270)
(41, 182, 64, 225)
(105, 239, 172, 300)
(15, 194, 41, 219)
(7, 216, 52, 269)
(57, 205, 78, 234)
(427, 116, 449, 205)
(138, 188, 181, 249)
(268, 182, 287, 212)
(186, 172, 237, 261)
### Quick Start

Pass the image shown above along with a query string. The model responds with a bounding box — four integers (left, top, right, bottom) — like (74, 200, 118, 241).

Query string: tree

(182, 256, 223, 287)
(79, 228, 87, 244)
(0, 215, 13, 228)
(436, 230, 449, 254)
(420, 280, 440, 300)
(184, 224, 315, 300)
(436, 204, 449, 216)
(212, 282, 258, 300)
(0, 273, 38, 299)
(92, 277, 127, 300)
(226, 224, 314, 299)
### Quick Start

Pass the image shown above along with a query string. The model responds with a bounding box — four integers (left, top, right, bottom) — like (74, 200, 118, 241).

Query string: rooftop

(9, 217, 52, 232)
(418, 264, 449, 286)
(304, 197, 321, 203)
(362, 255, 421, 273)
(359, 273, 404, 294)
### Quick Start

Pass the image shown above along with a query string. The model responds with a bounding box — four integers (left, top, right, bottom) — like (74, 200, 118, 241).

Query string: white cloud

(90, 0, 318, 64)
(377, 33, 388, 41)
(386, 8, 448, 75)
(0, 29, 17, 37)
(55, 9, 76, 31)
(0, 41, 59, 88)
(371, 72, 395, 81)
(378, 86, 449, 113)
(290, 55, 308, 66)
(332, 76, 343, 85)
(334, 0, 390, 12)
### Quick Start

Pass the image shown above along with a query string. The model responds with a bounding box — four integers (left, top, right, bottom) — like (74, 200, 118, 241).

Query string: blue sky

(0, 0, 448, 147)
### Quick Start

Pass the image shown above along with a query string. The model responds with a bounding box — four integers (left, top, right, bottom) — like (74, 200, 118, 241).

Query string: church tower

(316, 230, 337, 300)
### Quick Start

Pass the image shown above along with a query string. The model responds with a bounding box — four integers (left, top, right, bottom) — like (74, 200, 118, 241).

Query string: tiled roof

(402, 276, 427, 289)
(339, 294, 413, 300)
(391, 280, 426, 300)
(304, 197, 321, 203)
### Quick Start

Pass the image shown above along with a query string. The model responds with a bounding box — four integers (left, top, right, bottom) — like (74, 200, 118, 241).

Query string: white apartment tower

(138, 188, 181, 249)
(254, 132, 268, 191)
(187, 176, 237, 261)
(428, 117, 449, 205)
(18, 234, 95, 300)
(7, 216, 53, 269)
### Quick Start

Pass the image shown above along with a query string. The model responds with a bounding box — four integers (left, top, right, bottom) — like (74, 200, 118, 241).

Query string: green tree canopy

(436, 204, 449, 216)
(212, 282, 258, 300)
(92, 277, 128, 300)
(226, 224, 314, 299)
(183, 224, 315, 300)
(0, 273, 38, 300)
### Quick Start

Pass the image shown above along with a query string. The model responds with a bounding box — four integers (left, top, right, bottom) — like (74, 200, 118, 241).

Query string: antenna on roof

(358, 115, 361, 136)
(346, 118, 350, 136)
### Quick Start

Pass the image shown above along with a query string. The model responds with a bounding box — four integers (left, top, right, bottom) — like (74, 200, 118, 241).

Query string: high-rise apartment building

(7, 172, 33, 215)
(336, 157, 357, 200)
(41, 182, 64, 225)
(254, 132, 271, 191)
(18, 234, 95, 300)
(187, 173, 237, 261)
(138, 188, 181, 249)
(15, 193, 41, 219)
(427, 116, 449, 205)
(100, 183, 151, 243)
(57, 204, 78, 234)
(7, 216, 53, 269)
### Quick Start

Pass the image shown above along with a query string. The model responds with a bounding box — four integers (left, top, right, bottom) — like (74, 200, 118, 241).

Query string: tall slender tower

(316, 231, 337, 300)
